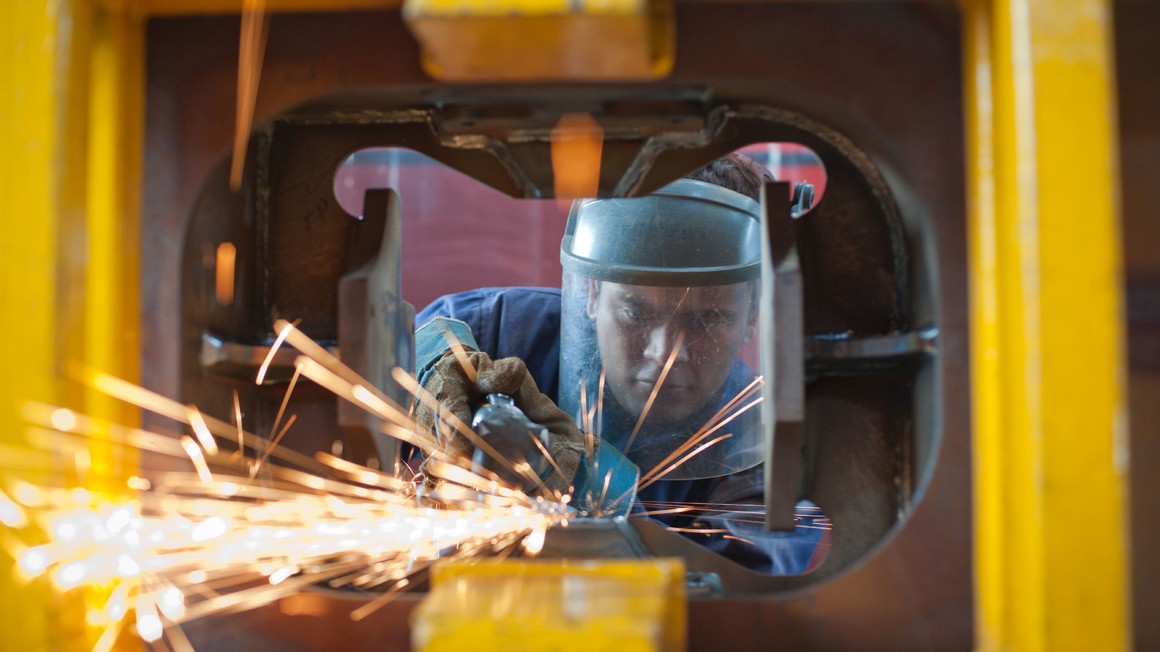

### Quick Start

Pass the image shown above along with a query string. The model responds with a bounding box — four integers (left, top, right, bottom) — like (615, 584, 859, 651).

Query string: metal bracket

(805, 325, 938, 376)
(762, 180, 805, 532)
(199, 331, 337, 384)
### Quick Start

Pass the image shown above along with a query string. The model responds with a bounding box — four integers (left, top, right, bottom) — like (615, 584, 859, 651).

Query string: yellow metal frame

(0, 0, 1132, 649)
(964, 0, 1128, 649)
(1, 1, 144, 649)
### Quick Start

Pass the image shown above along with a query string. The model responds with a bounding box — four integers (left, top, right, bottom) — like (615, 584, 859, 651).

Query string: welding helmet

(559, 178, 765, 480)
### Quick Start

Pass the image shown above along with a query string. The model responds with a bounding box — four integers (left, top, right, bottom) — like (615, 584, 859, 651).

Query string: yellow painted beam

(85, 0, 145, 492)
(1033, 0, 1127, 647)
(0, 1, 80, 650)
(81, 10, 146, 649)
(403, 0, 673, 81)
(125, 0, 400, 15)
(0, 1, 145, 650)
(962, 2, 1004, 649)
(965, 0, 1129, 650)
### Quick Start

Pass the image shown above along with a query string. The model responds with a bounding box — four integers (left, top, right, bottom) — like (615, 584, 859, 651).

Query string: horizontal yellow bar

(125, 0, 400, 15)
(407, 0, 643, 18)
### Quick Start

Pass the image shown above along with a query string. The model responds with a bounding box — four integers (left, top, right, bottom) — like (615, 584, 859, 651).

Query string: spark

(638, 501, 833, 530)
(639, 499, 769, 509)
(440, 329, 477, 384)
(637, 434, 734, 492)
(159, 584, 187, 620)
(637, 393, 764, 488)
(4, 323, 571, 645)
(273, 321, 418, 440)
(181, 436, 215, 483)
(92, 611, 126, 652)
(622, 330, 685, 456)
(667, 526, 729, 535)
(136, 600, 163, 643)
(19, 546, 50, 576)
(690, 376, 765, 443)
(5, 421, 565, 636)
(525, 430, 567, 501)
(0, 488, 28, 528)
(250, 414, 297, 478)
(590, 383, 760, 514)
(256, 321, 294, 385)
(187, 407, 220, 456)
(348, 572, 416, 622)
(267, 565, 298, 585)
(229, 0, 269, 189)
(521, 525, 547, 555)
(50, 408, 78, 431)
(232, 390, 245, 459)
(595, 469, 613, 516)
(164, 620, 197, 652)
(580, 368, 807, 540)
(6, 312, 807, 647)
(268, 363, 303, 442)
(596, 369, 606, 439)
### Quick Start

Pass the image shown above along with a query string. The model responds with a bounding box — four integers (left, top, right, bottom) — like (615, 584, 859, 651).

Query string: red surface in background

(333, 144, 826, 313)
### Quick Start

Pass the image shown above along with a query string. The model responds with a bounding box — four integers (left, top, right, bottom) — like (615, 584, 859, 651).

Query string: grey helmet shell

(560, 178, 762, 287)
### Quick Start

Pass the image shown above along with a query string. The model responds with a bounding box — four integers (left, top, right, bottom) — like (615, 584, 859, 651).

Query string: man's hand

(415, 349, 587, 495)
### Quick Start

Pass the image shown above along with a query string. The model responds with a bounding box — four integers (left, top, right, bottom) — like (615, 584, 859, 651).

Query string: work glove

(415, 347, 588, 496)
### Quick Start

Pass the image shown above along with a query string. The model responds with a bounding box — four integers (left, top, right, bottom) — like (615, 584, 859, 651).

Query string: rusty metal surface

(1116, 1, 1160, 647)
(142, 11, 429, 410)
(182, 590, 421, 652)
(147, 2, 971, 649)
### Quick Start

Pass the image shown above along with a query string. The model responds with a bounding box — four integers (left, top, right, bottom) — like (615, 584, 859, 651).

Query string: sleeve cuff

(414, 317, 479, 387)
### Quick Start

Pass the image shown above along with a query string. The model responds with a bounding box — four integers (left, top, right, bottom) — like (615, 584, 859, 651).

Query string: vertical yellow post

(0, 1, 81, 650)
(0, 0, 143, 650)
(84, 3, 145, 494)
(965, 0, 1129, 650)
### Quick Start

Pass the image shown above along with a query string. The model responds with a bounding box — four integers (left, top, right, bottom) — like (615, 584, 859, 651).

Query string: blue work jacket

(416, 287, 824, 575)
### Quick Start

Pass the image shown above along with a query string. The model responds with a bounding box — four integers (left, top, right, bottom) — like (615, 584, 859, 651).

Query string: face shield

(559, 179, 765, 480)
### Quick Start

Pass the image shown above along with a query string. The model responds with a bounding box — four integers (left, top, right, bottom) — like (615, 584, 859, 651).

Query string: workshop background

(1, 0, 1156, 650)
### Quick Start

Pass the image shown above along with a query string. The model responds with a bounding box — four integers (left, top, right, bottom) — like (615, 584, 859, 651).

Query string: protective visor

(558, 179, 766, 480)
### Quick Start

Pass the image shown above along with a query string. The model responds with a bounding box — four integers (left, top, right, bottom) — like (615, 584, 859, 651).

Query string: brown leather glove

(415, 349, 587, 495)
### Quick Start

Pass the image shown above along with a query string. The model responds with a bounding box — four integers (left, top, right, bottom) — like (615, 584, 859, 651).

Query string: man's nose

(643, 322, 690, 365)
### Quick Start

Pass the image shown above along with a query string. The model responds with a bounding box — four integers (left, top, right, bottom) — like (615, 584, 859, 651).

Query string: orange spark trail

(5, 323, 572, 644)
(622, 330, 686, 456)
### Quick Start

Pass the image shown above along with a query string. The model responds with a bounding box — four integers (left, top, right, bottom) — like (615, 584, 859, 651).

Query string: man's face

(587, 280, 755, 424)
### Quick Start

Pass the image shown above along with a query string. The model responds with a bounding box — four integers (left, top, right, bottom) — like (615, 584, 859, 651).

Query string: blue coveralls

(417, 287, 824, 575)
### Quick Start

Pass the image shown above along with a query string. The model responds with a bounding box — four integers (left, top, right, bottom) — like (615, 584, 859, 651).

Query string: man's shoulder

(416, 286, 563, 398)
(417, 286, 560, 323)
(439, 286, 561, 301)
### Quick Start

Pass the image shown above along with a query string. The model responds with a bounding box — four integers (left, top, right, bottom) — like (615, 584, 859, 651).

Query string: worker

(412, 154, 823, 574)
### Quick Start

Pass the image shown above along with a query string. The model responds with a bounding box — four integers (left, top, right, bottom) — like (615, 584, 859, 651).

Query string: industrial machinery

(4, 0, 1149, 651)
(174, 65, 965, 647)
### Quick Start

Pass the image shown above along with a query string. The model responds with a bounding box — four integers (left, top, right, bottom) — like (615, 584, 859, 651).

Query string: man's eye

(692, 311, 733, 330)
(618, 305, 642, 321)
